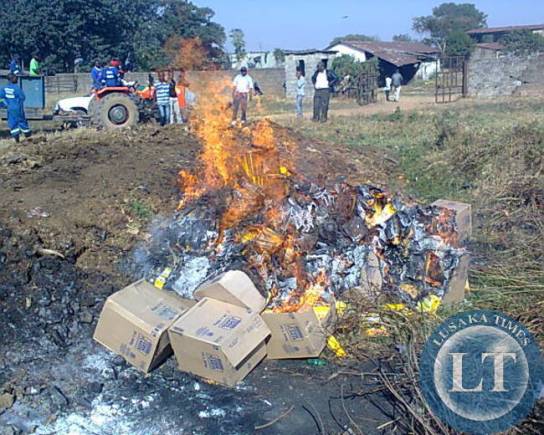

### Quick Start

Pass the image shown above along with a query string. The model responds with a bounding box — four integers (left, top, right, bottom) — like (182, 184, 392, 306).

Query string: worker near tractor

(231, 66, 253, 126)
(91, 60, 103, 90)
(102, 60, 122, 87)
(155, 71, 171, 126)
(170, 70, 190, 124)
(8, 55, 21, 75)
(29, 53, 42, 76)
(0, 73, 31, 143)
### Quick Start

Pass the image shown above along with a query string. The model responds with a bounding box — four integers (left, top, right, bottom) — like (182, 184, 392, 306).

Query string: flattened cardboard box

(94, 279, 195, 373)
(194, 270, 267, 313)
(432, 199, 472, 243)
(261, 302, 337, 359)
(168, 297, 271, 387)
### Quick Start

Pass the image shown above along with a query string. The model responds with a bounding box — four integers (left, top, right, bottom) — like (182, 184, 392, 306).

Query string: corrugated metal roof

(467, 24, 544, 34)
(329, 40, 439, 66)
(475, 42, 505, 51)
(284, 49, 338, 55)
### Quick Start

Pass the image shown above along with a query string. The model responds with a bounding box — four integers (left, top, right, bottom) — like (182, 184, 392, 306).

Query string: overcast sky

(192, 0, 544, 51)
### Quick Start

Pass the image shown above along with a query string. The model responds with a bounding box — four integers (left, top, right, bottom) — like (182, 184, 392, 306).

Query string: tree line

(0, 0, 226, 73)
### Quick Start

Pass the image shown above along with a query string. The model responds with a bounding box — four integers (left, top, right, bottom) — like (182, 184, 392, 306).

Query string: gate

(355, 66, 379, 105)
(435, 56, 467, 103)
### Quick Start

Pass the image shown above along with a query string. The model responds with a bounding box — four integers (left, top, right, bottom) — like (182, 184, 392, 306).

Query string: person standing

(91, 60, 103, 90)
(29, 53, 41, 76)
(0, 74, 31, 142)
(155, 71, 171, 126)
(231, 66, 253, 125)
(384, 76, 392, 101)
(168, 72, 182, 124)
(311, 62, 338, 122)
(295, 69, 305, 118)
(391, 69, 404, 102)
(8, 55, 21, 75)
(175, 70, 190, 123)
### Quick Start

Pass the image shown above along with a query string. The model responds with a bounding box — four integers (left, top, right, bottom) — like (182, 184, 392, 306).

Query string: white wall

(415, 60, 440, 80)
(328, 44, 367, 62)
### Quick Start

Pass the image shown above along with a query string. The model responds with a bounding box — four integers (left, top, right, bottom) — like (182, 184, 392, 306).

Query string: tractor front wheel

(93, 93, 138, 129)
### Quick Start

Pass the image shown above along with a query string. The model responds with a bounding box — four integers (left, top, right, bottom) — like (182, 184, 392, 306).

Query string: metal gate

(355, 66, 379, 105)
(435, 56, 467, 103)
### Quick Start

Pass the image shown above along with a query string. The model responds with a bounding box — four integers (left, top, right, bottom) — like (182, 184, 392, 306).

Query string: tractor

(1, 73, 158, 130)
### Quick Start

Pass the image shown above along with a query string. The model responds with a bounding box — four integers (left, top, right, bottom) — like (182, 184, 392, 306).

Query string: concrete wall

(45, 68, 286, 97)
(467, 50, 544, 97)
(284, 53, 338, 98)
(328, 44, 367, 62)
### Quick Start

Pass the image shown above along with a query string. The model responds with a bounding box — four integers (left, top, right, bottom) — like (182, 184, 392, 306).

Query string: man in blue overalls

(8, 55, 21, 75)
(91, 60, 103, 90)
(0, 74, 31, 142)
(101, 60, 122, 87)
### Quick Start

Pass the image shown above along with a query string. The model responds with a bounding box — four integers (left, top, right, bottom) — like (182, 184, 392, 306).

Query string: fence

(44, 68, 286, 97)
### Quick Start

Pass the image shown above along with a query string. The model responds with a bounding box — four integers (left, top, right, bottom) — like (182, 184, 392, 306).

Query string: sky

(192, 0, 544, 51)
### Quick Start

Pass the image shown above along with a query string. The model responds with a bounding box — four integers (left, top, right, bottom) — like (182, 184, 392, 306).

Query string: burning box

(432, 199, 472, 243)
(194, 270, 266, 313)
(261, 302, 337, 359)
(93, 279, 195, 373)
(168, 297, 271, 387)
(442, 253, 470, 305)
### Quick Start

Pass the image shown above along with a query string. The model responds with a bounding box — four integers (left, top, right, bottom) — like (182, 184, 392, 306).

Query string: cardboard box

(93, 279, 195, 373)
(261, 303, 337, 359)
(168, 297, 270, 387)
(432, 199, 472, 243)
(442, 253, 470, 305)
(194, 270, 266, 313)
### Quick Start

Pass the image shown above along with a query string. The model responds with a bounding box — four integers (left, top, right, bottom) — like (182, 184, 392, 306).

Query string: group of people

(154, 70, 190, 126)
(384, 69, 404, 102)
(90, 59, 124, 89)
(8, 54, 42, 77)
(230, 61, 339, 125)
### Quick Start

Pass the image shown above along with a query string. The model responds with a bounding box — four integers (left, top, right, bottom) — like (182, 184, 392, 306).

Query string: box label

(215, 315, 242, 330)
(203, 353, 224, 372)
(152, 302, 179, 321)
(283, 324, 304, 341)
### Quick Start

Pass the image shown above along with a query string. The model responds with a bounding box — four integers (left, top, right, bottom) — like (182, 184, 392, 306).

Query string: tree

(230, 28, 246, 63)
(0, 0, 226, 72)
(445, 31, 474, 56)
(413, 2, 487, 53)
(331, 54, 378, 78)
(501, 30, 544, 55)
(273, 48, 285, 65)
(329, 34, 378, 47)
(393, 34, 415, 42)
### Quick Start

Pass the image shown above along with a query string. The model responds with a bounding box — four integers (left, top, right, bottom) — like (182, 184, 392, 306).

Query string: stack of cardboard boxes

(94, 271, 336, 387)
(95, 199, 471, 387)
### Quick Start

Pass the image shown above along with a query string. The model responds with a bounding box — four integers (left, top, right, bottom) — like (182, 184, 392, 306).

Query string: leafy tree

(273, 48, 285, 65)
(501, 30, 544, 55)
(445, 31, 474, 56)
(230, 28, 246, 63)
(393, 34, 415, 42)
(329, 34, 378, 47)
(331, 54, 378, 78)
(0, 0, 226, 72)
(413, 2, 487, 53)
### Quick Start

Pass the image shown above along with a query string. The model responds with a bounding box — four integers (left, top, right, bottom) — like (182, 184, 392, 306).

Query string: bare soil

(0, 123, 395, 434)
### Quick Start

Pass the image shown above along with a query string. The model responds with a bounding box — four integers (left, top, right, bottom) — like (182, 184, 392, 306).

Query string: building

(284, 49, 338, 98)
(327, 40, 440, 82)
(230, 51, 284, 70)
(467, 24, 544, 43)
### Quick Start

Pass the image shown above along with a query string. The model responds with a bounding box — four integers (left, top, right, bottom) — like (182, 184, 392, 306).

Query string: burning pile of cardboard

(94, 270, 336, 386)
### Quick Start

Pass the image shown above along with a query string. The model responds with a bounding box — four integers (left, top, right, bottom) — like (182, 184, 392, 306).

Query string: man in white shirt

(311, 62, 338, 122)
(232, 67, 254, 124)
(384, 76, 392, 101)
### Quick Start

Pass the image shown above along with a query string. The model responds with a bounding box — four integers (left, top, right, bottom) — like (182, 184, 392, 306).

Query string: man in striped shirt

(155, 72, 171, 126)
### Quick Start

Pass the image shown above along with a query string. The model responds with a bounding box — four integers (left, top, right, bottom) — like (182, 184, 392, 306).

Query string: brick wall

(467, 50, 544, 97)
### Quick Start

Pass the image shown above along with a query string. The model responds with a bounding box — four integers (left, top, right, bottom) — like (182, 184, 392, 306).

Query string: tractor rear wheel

(93, 93, 138, 129)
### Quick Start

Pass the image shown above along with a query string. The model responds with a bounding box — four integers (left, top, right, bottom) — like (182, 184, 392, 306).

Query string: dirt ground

(0, 120, 402, 434)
